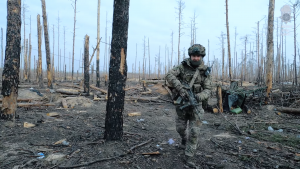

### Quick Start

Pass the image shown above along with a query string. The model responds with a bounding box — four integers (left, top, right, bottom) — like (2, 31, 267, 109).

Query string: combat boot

(178, 138, 186, 150)
(184, 155, 197, 168)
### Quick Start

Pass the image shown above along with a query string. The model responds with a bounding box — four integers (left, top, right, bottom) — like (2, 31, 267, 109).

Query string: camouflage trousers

(175, 105, 204, 157)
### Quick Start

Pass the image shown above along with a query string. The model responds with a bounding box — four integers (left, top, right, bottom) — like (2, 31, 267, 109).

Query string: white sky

(0, 0, 297, 75)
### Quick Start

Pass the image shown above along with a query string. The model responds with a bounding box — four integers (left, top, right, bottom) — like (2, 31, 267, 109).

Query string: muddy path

(0, 80, 299, 169)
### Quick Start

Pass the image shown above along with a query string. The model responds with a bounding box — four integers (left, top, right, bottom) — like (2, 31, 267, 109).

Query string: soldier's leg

(175, 106, 188, 145)
(185, 105, 204, 157)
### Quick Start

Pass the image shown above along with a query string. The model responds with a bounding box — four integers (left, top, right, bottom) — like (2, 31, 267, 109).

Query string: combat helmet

(188, 44, 206, 57)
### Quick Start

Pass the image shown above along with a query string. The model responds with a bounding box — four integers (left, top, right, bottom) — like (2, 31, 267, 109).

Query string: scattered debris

(24, 122, 35, 128)
(128, 112, 141, 116)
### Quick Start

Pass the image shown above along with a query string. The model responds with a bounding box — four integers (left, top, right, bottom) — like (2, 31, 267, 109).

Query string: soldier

(165, 44, 213, 168)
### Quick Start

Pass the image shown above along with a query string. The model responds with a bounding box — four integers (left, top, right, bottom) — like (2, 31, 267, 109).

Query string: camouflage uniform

(165, 58, 213, 157)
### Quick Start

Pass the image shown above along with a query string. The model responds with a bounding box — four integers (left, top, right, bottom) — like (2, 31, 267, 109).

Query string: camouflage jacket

(165, 58, 213, 101)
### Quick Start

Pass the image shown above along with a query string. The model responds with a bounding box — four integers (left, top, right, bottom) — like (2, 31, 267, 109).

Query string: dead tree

(28, 16, 31, 82)
(84, 35, 89, 94)
(208, 39, 209, 66)
(171, 31, 174, 68)
(52, 25, 55, 82)
(1, 28, 3, 69)
(96, 0, 101, 87)
(72, 0, 77, 82)
(41, 0, 52, 88)
(22, 0, 26, 80)
(57, 12, 60, 79)
(148, 38, 150, 78)
(143, 36, 145, 79)
(1, 0, 21, 120)
(292, 2, 299, 85)
(176, 0, 185, 64)
(135, 43, 137, 77)
(64, 27, 66, 81)
(105, 0, 129, 141)
(265, 0, 275, 103)
(37, 15, 43, 88)
(225, 0, 232, 82)
(24, 39, 28, 81)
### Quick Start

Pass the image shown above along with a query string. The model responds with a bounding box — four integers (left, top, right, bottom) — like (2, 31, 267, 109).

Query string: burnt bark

(104, 0, 130, 140)
(225, 0, 232, 82)
(265, 0, 275, 103)
(1, 28, 3, 68)
(37, 15, 43, 88)
(41, 0, 52, 88)
(84, 35, 90, 94)
(1, 0, 22, 120)
(24, 39, 28, 81)
(96, 0, 101, 87)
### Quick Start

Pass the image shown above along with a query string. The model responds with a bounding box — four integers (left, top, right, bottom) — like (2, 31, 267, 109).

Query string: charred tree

(1, 0, 21, 120)
(37, 15, 43, 88)
(176, 0, 185, 65)
(84, 35, 89, 94)
(265, 0, 275, 103)
(28, 16, 31, 82)
(293, 2, 298, 85)
(72, 0, 77, 82)
(41, 0, 52, 88)
(105, 0, 130, 141)
(225, 0, 232, 82)
(52, 25, 55, 82)
(1, 28, 3, 68)
(96, 0, 101, 87)
(24, 39, 28, 81)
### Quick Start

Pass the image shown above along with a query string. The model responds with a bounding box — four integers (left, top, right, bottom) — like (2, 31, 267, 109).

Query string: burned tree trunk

(96, 0, 101, 87)
(1, 0, 21, 120)
(225, 0, 232, 82)
(1, 28, 3, 69)
(37, 15, 43, 88)
(24, 39, 28, 81)
(41, 0, 52, 88)
(265, 0, 275, 103)
(28, 20, 31, 82)
(72, 0, 77, 82)
(84, 35, 90, 94)
(104, 0, 130, 140)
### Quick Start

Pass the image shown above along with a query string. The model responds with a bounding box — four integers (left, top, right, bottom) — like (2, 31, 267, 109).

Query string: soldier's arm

(196, 74, 213, 101)
(165, 65, 183, 90)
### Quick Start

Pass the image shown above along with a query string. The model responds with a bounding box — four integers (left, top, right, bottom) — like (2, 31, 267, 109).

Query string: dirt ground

(0, 79, 300, 169)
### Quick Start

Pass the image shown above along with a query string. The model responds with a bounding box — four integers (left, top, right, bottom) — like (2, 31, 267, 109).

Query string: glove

(176, 85, 187, 98)
(196, 93, 205, 102)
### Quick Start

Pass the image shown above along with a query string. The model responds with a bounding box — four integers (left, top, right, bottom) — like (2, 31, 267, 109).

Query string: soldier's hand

(179, 88, 188, 99)
(196, 93, 205, 102)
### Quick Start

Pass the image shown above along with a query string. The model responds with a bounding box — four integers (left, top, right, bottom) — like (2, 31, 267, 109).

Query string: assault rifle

(178, 82, 202, 120)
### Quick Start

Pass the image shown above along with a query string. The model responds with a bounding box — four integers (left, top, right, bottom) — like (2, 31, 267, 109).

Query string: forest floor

(0, 79, 300, 169)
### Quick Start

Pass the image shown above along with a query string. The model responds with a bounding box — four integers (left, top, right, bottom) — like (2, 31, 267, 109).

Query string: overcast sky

(0, 0, 297, 75)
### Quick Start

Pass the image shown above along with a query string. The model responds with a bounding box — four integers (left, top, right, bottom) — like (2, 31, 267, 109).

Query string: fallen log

(56, 83, 83, 90)
(141, 151, 160, 155)
(18, 85, 39, 88)
(56, 89, 79, 95)
(90, 85, 107, 94)
(140, 88, 152, 95)
(141, 80, 165, 84)
(0, 98, 43, 102)
(125, 96, 160, 101)
(276, 107, 300, 114)
(0, 102, 55, 108)
(128, 138, 153, 153)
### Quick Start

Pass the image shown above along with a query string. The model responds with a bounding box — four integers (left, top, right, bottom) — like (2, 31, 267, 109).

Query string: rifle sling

(189, 68, 200, 88)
